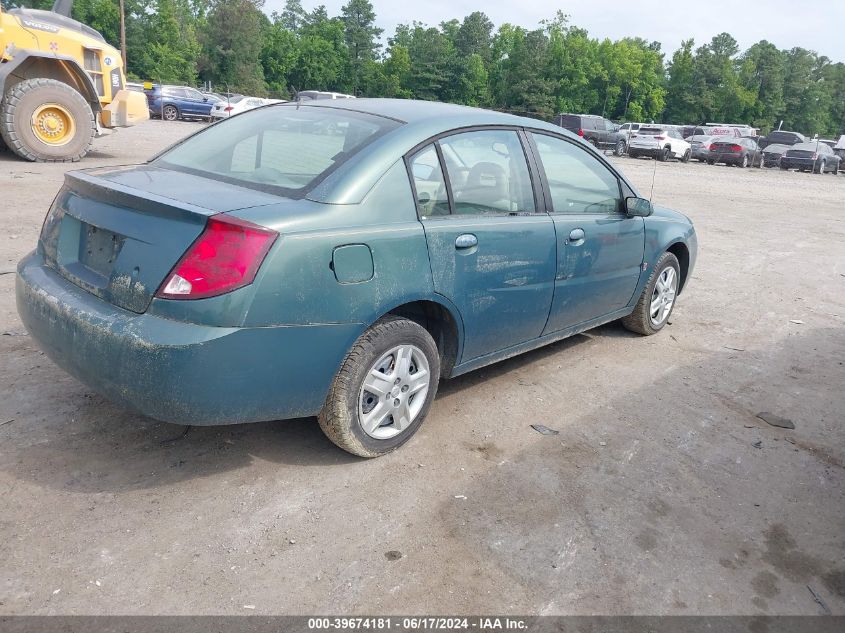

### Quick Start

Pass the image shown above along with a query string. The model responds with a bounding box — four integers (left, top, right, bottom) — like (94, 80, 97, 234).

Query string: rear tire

(658, 146, 670, 162)
(318, 316, 440, 458)
(681, 149, 691, 163)
(0, 78, 95, 162)
(622, 252, 680, 336)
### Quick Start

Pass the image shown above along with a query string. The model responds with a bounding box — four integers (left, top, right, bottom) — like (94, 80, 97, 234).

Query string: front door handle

(568, 228, 585, 242)
(455, 234, 478, 249)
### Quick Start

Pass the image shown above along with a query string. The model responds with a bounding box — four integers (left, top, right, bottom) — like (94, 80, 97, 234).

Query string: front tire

(0, 78, 95, 162)
(740, 154, 749, 168)
(622, 252, 680, 336)
(614, 140, 626, 156)
(318, 316, 440, 457)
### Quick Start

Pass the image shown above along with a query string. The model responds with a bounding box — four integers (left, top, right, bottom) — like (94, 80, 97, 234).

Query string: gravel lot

(1, 120, 843, 615)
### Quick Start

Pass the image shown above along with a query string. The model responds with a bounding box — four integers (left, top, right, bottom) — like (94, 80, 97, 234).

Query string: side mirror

(625, 197, 653, 217)
(203, 97, 208, 102)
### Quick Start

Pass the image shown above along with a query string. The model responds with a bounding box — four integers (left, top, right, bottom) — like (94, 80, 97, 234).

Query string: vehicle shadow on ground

(0, 324, 630, 494)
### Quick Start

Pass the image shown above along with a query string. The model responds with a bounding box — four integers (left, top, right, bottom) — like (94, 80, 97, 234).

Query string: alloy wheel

(649, 267, 677, 327)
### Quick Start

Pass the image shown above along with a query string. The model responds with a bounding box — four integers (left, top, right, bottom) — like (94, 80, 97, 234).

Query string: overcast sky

(263, 0, 845, 62)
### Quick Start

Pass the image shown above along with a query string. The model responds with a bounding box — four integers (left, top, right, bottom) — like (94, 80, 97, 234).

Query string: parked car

(619, 122, 645, 135)
(210, 96, 285, 119)
(682, 126, 710, 139)
(834, 135, 845, 160)
(16, 99, 697, 457)
(554, 114, 628, 155)
(758, 130, 805, 150)
(628, 126, 691, 162)
(705, 123, 757, 137)
(297, 90, 356, 100)
(708, 137, 762, 167)
(688, 134, 722, 162)
(761, 143, 790, 168)
(145, 84, 220, 121)
(780, 142, 840, 174)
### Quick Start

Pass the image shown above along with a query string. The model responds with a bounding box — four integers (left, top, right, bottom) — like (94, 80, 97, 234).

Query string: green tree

(738, 41, 785, 131)
(455, 11, 493, 62)
(279, 0, 305, 32)
(340, 0, 382, 95)
(261, 12, 298, 97)
(201, 0, 265, 95)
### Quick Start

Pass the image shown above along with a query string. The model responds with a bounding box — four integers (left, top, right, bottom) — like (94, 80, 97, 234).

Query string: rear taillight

(729, 144, 742, 152)
(156, 215, 278, 300)
(577, 129, 584, 137)
(656, 135, 666, 140)
(703, 144, 711, 150)
(224, 106, 234, 112)
(811, 153, 818, 159)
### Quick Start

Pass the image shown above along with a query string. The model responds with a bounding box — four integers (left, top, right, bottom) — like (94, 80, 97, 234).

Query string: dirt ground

(0, 120, 843, 616)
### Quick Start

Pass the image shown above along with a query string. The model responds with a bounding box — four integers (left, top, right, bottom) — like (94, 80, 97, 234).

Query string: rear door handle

(455, 234, 478, 249)
(568, 228, 585, 242)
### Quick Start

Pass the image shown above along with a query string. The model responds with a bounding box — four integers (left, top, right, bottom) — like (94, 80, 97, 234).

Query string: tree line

(12, 0, 845, 136)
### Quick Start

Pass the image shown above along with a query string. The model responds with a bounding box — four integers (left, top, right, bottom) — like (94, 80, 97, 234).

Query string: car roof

(296, 98, 558, 128)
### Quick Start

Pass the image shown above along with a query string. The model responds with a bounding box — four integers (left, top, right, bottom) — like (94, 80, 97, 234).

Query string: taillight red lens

(224, 106, 234, 112)
(156, 215, 278, 300)
(577, 129, 584, 137)
(730, 144, 742, 152)
(656, 135, 666, 140)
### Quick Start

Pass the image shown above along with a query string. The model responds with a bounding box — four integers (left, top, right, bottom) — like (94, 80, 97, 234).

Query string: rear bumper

(629, 146, 662, 157)
(780, 158, 816, 169)
(691, 148, 711, 160)
(711, 152, 743, 164)
(16, 252, 362, 426)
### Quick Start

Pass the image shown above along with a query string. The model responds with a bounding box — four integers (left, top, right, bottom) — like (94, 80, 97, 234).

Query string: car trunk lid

(40, 165, 281, 314)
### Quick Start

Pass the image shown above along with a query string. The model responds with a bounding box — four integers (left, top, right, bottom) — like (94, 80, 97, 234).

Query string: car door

(407, 129, 556, 362)
(184, 88, 208, 116)
(527, 131, 645, 334)
(601, 118, 617, 147)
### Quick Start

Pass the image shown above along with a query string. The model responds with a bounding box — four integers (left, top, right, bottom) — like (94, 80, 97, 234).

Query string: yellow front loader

(0, 0, 148, 162)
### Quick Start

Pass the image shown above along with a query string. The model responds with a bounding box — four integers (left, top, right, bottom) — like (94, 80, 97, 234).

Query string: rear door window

(437, 129, 535, 215)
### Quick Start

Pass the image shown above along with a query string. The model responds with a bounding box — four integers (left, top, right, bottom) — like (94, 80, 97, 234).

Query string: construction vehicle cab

(0, 0, 148, 162)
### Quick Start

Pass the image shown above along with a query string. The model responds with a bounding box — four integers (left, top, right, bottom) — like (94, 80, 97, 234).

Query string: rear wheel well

(667, 242, 690, 292)
(387, 301, 459, 378)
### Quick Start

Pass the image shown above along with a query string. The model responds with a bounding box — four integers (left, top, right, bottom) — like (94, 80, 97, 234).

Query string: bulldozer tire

(0, 78, 95, 162)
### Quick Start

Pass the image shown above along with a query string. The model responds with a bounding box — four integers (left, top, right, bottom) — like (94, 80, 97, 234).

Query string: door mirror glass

(625, 197, 653, 217)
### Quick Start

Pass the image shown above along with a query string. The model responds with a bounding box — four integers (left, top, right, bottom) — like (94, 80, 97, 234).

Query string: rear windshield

(638, 128, 665, 135)
(155, 105, 401, 196)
